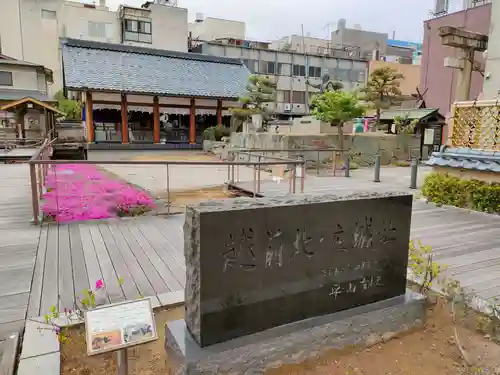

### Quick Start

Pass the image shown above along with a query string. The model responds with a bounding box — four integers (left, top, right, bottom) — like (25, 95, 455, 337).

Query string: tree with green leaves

(361, 67, 405, 127)
(310, 90, 365, 151)
(54, 90, 82, 120)
(230, 75, 277, 131)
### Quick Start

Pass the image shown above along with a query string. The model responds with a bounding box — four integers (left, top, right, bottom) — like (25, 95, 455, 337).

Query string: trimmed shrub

(203, 126, 230, 141)
(422, 172, 500, 213)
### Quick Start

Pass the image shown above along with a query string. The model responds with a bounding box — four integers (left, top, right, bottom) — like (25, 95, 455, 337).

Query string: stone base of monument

(165, 290, 426, 375)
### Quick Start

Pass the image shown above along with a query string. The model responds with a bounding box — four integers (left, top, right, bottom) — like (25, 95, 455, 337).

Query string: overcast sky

(102, 0, 463, 43)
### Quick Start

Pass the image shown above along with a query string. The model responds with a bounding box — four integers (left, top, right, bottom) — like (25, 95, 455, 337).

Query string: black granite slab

(184, 192, 413, 347)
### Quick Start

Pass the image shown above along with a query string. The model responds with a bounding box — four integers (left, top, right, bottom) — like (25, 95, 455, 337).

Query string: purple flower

(95, 279, 104, 290)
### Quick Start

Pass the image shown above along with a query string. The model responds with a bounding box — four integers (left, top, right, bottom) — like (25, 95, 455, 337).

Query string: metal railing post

(374, 155, 381, 182)
(257, 155, 261, 193)
(166, 164, 170, 214)
(29, 163, 40, 225)
(252, 164, 257, 198)
(344, 153, 350, 178)
(231, 164, 235, 184)
(300, 159, 305, 193)
(410, 158, 418, 189)
(291, 164, 297, 193)
(227, 164, 230, 183)
(316, 151, 320, 176)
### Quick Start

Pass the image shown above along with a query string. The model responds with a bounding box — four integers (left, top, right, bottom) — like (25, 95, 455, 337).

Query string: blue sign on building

(387, 39, 423, 52)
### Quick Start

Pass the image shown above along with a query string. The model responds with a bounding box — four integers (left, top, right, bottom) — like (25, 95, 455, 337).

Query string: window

(265, 62, 276, 74)
(292, 91, 306, 104)
(0, 71, 13, 86)
(139, 21, 152, 34)
(335, 69, 350, 81)
(242, 59, 257, 73)
(283, 90, 291, 103)
(292, 64, 306, 77)
(278, 63, 291, 76)
(88, 22, 107, 38)
(123, 19, 152, 43)
(308, 66, 322, 78)
(125, 19, 138, 32)
(41, 9, 56, 20)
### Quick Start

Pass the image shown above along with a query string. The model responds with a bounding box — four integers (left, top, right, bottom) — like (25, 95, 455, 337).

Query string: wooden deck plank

(107, 223, 156, 299)
(136, 221, 186, 287)
(0, 307, 26, 325)
(40, 224, 58, 316)
(98, 223, 140, 300)
(0, 293, 29, 310)
(69, 223, 90, 296)
(0, 332, 19, 375)
(58, 224, 75, 311)
(114, 222, 169, 295)
(78, 224, 106, 302)
(124, 221, 182, 292)
(152, 216, 184, 261)
(143, 217, 185, 267)
(88, 225, 123, 303)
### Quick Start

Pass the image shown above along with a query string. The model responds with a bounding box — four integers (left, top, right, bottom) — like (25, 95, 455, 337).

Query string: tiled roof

(0, 89, 51, 102)
(426, 146, 500, 172)
(379, 108, 440, 121)
(61, 38, 251, 99)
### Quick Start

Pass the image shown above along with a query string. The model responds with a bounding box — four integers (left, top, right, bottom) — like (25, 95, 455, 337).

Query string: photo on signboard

(123, 323, 153, 344)
(90, 330, 122, 351)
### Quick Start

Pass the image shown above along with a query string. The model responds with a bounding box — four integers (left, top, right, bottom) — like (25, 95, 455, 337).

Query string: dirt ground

(60, 301, 500, 375)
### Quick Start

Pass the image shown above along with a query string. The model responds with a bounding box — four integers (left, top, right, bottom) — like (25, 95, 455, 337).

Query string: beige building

(189, 14, 245, 42)
(0, 0, 189, 97)
(368, 60, 420, 97)
(194, 41, 367, 118)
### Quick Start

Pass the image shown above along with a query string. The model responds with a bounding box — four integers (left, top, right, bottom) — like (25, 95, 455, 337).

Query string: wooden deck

(28, 215, 185, 318)
(0, 165, 41, 348)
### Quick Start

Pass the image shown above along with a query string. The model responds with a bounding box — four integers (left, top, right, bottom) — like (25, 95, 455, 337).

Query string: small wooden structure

(379, 108, 445, 159)
(0, 97, 64, 141)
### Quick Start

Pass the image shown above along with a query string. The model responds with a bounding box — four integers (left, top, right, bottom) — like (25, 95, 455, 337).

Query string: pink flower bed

(41, 164, 156, 222)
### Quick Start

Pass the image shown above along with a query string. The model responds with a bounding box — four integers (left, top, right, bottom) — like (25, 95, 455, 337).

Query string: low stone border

(17, 291, 184, 375)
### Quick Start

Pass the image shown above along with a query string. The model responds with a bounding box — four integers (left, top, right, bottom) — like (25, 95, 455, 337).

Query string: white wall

(148, 4, 188, 52)
(190, 17, 245, 41)
(482, 0, 500, 98)
(0, 65, 40, 91)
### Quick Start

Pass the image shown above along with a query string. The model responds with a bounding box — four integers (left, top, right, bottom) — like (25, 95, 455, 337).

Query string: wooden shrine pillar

(216, 99, 223, 127)
(153, 96, 160, 144)
(189, 98, 196, 144)
(121, 94, 129, 144)
(85, 91, 94, 143)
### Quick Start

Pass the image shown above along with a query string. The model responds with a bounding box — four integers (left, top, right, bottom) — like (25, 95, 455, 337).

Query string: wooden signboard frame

(84, 298, 157, 356)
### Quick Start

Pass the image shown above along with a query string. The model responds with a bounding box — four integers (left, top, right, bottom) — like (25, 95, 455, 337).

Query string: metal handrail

(28, 147, 306, 225)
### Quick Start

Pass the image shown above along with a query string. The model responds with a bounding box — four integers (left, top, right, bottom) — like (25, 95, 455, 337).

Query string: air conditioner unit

(284, 103, 291, 112)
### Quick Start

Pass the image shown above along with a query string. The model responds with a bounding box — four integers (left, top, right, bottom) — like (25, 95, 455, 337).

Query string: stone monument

(166, 192, 426, 374)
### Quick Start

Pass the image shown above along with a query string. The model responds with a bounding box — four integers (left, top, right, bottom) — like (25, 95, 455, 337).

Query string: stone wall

(230, 132, 421, 166)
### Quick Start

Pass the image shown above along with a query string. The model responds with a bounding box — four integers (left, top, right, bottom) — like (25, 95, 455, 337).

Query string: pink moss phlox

(41, 164, 155, 223)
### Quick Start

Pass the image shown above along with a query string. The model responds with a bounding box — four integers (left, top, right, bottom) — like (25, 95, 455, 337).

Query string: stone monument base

(165, 290, 426, 375)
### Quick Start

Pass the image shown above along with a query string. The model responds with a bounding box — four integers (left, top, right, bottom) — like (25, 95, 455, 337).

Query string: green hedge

(422, 172, 500, 213)
(202, 126, 230, 141)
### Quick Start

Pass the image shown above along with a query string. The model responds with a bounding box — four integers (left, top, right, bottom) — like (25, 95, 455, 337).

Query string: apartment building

(0, 0, 189, 96)
(193, 40, 367, 118)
